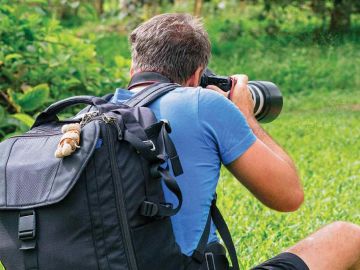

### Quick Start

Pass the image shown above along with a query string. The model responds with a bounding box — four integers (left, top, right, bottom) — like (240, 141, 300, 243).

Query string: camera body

(200, 69, 283, 123)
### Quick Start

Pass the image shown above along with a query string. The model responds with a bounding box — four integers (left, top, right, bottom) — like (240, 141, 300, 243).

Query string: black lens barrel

(248, 81, 283, 123)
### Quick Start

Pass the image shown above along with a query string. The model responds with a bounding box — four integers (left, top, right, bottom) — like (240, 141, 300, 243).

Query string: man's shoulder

(164, 86, 226, 103)
(152, 86, 229, 118)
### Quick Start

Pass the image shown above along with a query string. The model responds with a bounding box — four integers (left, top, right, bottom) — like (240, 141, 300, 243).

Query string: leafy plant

(0, 1, 130, 140)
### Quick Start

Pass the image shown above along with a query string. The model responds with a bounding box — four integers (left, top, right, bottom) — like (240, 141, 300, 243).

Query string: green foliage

(0, 1, 130, 140)
(93, 18, 360, 96)
(11, 113, 35, 128)
(45, 0, 99, 27)
(9, 84, 49, 112)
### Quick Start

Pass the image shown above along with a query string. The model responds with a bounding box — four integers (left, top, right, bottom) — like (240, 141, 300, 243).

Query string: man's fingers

(206, 85, 228, 98)
(229, 74, 254, 117)
(231, 74, 248, 86)
(231, 74, 249, 94)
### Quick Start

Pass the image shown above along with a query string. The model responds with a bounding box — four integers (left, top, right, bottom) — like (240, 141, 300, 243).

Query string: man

(112, 13, 360, 269)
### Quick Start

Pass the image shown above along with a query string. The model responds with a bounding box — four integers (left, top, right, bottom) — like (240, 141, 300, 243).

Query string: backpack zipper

(10, 131, 62, 138)
(105, 124, 138, 270)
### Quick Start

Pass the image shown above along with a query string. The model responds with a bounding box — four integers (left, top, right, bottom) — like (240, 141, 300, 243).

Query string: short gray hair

(130, 13, 211, 84)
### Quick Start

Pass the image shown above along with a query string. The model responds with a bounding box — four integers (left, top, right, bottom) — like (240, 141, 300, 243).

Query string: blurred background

(0, 0, 359, 268)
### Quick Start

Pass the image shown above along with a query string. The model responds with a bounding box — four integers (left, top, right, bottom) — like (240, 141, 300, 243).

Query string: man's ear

(185, 67, 203, 87)
(130, 66, 135, 77)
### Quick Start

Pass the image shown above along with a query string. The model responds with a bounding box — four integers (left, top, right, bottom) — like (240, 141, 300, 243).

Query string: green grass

(217, 91, 360, 268)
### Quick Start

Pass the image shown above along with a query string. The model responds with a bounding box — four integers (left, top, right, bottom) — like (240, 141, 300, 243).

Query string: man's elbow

(286, 188, 304, 212)
(278, 186, 304, 212)
(279, 170, 304, 212)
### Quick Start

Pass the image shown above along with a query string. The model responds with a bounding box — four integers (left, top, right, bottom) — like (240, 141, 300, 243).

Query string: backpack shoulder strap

(124, 82, 180, 107)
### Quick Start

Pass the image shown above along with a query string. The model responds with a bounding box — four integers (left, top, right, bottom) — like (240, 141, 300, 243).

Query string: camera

(200, 69, 283, 123)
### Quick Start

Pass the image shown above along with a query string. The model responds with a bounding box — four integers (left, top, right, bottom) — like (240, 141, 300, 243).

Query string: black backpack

(0, 83, 239, 270)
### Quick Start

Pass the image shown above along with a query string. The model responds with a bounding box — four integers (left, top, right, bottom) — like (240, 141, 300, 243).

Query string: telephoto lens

(200, 69, 283, 123)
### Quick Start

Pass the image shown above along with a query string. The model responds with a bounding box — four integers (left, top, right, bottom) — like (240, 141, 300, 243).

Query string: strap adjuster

(143, 140, 156, 151)
(140, 201, 174, 217)
(140, 201, 159, 217)
(18, 210, 36, 241)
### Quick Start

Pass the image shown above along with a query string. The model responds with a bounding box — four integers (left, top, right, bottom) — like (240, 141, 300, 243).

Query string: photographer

(112, 13, 360, 270)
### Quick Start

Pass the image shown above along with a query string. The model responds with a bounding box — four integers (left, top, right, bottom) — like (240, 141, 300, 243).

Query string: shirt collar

(111, 85, 149, 104)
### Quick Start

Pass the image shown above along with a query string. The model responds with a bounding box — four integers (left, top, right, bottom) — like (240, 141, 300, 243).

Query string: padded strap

(124, 82, 179, 108)
(123, 130, 157, 161)
(145, 120, 183, 176)
(125, 83, 183, 174)
(110, 108, 158, 161)
(160, 122, 183, 176)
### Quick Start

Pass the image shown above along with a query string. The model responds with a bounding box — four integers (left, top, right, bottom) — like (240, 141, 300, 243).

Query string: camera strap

(228, 77, 237, 101)
(128, 71, 171, 90)
(189, 196, 240, 270)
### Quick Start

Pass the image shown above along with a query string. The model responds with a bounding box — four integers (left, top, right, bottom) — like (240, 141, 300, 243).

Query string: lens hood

(248, 81, 283, 123)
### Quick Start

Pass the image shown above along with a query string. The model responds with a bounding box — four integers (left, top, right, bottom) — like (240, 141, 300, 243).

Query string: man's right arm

(208, 75, 304, 212)
(227, 138, 304, 212)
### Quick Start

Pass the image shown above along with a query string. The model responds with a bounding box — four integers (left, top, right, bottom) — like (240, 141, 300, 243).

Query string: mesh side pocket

(6, 136, 61, 206)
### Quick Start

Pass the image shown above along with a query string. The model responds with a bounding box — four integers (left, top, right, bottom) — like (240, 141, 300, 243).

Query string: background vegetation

(0, 0, 359, 268)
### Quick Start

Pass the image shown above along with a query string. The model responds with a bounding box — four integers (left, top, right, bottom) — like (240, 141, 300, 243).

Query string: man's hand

(206, 74, 255, 119)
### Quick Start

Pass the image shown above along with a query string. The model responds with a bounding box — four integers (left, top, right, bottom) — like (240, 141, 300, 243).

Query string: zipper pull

(80, 111, 99, 128)
(102, 113, 123, 140)
(113, 120, 123, 140)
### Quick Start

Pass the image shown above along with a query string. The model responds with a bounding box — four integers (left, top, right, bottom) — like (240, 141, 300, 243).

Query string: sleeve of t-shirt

(198, 88, 257, 165)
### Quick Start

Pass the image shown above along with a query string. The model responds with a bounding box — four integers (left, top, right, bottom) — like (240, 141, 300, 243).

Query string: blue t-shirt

(112, 86, 256, 256)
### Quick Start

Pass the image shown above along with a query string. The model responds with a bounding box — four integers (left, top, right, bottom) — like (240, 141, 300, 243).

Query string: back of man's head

(130, 13, 211, 84)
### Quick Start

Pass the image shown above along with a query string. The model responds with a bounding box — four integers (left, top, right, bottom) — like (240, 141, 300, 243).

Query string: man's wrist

(246, 115, 261, 133)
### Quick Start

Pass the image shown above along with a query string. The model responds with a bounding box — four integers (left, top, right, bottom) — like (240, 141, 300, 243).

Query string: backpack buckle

(140, 201, 159, 217)
(18, 210, 36, 241)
